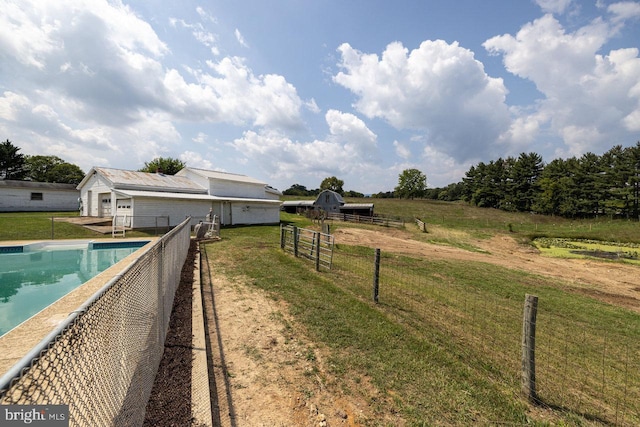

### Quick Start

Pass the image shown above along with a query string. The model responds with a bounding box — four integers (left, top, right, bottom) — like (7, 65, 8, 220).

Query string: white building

(0, 180, 79, 212)
(77, 167, 281, 228)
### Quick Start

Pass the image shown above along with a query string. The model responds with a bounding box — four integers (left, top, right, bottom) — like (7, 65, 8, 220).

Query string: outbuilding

(77, 167, 281, 228)
(0, 180, 79, 212)
(281, 189, 374, 217)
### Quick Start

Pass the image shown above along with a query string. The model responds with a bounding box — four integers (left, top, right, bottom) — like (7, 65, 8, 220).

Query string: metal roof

(179, 167, 267, 186)
(341, 203, 374, 209)
(281, 200, 315, 206)
(91, 167, 208, 194)
(0, 180, 78, 190)
(114, 189, 281, 204)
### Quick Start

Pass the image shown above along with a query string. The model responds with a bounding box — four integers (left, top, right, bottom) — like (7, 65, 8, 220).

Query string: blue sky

(2, 0, 640, 193)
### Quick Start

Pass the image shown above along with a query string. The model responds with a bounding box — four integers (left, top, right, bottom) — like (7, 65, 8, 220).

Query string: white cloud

(608, 1, 640, 23)
(393, 140, 411, 159)
(334, 40, 511, 162)
(235, 28, 249, 48)
(231, 110, 385, 191)
(179, 151, 214, 169)
(0, 0, 307, 174)
(535, 0, 573, 14)
(485, 12, 640, 157)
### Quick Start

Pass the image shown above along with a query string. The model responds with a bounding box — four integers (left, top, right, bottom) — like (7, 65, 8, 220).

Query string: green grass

(203, 216, 640, 426)
(0, 212, 162, 241)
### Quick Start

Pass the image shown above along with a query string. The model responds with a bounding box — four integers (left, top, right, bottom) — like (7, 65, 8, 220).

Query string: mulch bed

(143, 240, 197, 426)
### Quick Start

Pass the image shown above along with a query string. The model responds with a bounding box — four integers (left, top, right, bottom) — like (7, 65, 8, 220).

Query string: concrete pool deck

(0, 238, 158, 377)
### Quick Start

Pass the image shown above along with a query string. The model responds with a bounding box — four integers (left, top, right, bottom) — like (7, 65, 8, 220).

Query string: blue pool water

(0, 240, 149, 336)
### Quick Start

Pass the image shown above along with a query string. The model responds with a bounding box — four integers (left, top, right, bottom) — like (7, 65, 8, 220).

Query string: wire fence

(0, 217, 192, 426)
(323, 245, 640, 426)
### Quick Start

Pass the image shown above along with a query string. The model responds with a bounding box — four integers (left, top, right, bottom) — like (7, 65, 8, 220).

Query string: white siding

(79, 173, 112, 217)
(229, 202, 280, 225)
(131, 197, 213, 228)
(210, 179, 265, 198)
(0, 187, 79, 212)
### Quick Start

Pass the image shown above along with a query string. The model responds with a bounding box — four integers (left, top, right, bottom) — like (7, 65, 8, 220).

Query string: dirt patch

(332, 227, 640, 313)
(199, 244, 382, 427)
(143, 240, 196, 427)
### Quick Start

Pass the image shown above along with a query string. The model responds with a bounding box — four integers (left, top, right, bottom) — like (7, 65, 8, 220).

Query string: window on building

(31, 192, 43, 201)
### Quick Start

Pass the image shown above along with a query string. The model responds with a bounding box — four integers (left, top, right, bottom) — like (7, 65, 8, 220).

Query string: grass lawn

(204, 208, 640, 426)
(0, 212, 161, 241)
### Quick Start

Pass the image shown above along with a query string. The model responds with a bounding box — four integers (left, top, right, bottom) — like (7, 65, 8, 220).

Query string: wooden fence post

(293, 226, 299, 257)
(373, 248, 380, 303)
(522, 294, 539, 403)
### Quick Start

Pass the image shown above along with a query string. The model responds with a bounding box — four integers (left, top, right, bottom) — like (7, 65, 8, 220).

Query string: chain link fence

(0, 217, 191, 426)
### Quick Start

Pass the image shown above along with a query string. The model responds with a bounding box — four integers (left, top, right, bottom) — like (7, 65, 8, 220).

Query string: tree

(25, 155, 85, 184)
(508, 152, 544, 212)
(25, 155, 65, 182)
(47, 163, 85, 184)
(320, 176, 344, 195)
(283, 183, 310, 196)
(0, 139, 27, 180)
(394, 168, 427, 199)
(139, 157, 185, 175)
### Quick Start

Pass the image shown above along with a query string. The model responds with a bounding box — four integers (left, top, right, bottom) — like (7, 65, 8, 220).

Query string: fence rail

(0, 217, 192, 426)
(326, 212, 405, 228)
(280, 224, 334, 270)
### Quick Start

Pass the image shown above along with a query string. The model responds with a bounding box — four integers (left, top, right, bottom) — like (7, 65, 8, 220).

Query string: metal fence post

(51, 216, 55, 240)
(522, 294, 539, 403)
(280, 224, 286, 249)
(373, 248, 380, 303)
(293, 226, 299, 257)
(315, 232, 321, 271)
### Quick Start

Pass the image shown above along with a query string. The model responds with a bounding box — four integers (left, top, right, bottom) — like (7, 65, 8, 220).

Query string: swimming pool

(0, 240, 150, 336)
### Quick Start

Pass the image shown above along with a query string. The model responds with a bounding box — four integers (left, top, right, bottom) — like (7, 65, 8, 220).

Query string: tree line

(0, 139, 85, 184)
(0, 139, 191, 185)
(459, 142, 640, 219)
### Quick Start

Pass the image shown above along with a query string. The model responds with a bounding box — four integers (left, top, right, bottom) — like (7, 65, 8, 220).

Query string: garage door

(116, 199, 132, 226)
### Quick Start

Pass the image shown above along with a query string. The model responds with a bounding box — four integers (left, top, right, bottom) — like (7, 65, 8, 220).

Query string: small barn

(77, 167, 281, 228)
(0, 180, 79, 212)
(281, 189, 374, 216)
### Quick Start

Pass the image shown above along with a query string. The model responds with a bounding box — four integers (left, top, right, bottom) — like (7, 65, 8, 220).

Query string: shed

(0, 180, 79, 212)
(77, 167, 282, 228)
(281, 190, 374, 216)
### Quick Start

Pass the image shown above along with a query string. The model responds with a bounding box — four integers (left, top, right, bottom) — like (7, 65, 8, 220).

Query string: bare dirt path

(200, 245, 378, 427)
(332, 227, 640, 313)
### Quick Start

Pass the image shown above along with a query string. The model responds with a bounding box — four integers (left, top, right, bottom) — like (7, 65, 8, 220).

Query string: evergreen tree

(0, 139, 27, 180)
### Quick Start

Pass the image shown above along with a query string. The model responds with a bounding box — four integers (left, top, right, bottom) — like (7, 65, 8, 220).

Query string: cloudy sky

(1, 0, 640, 193)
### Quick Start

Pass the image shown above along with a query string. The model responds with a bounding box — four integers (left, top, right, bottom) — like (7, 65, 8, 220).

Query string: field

(2, 202, 640, 425)
(201, 200, 640, 426)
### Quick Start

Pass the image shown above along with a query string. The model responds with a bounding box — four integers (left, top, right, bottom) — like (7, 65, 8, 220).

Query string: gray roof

(341, 203, 374, 209)
(0, 180, 78, 190)
(82, 167, 208, 194)
(179, 167, 267, 186)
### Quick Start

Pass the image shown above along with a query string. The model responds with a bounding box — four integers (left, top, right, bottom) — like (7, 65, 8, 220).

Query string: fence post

(522, 294, 539, 403)
(293, 226, 299, 257)
(315, 232, 321, 271)
(51, 216, 55, 240)
(373, 248, 380, 303)
(280, 224, 285, 249)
